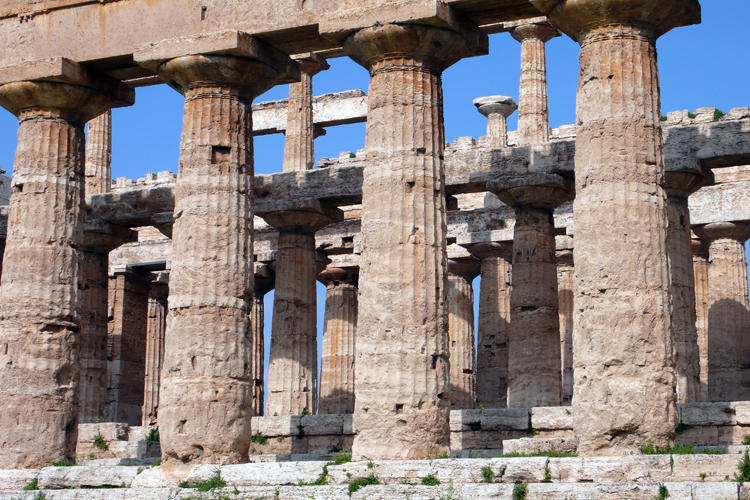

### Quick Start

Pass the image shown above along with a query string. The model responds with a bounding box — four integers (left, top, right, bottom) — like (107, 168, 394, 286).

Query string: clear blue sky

(0, 1, 746, 412)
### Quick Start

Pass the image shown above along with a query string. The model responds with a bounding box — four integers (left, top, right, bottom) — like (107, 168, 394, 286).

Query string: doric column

(556, 237, 574, 406)
(510, 21, 559, 146)
(339, 22, 487, 460)
(143, 272, 168, 426)
(532, 0, 700, 454)
(462, 241, 512, 408)
(473, 96, 517, 147)
(250, 263, 274, 417)
(85, 110, 112, 195)
(259, 203, 340, 416)
(665, 168, 709, 403)
(282, 53, 329, 172)
(318, 266, 358, 415)
(79, 222, 136, 424)
(447, 258, 481, 410)
(0, 62, 133, 468)
(489, 173, 573, 407)
(692, 237, 710, 402)
(135, 33, 300, 464)
(693, 222, 750, 401)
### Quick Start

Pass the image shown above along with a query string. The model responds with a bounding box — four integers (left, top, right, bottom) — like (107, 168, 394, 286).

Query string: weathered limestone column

(135, 33, 300, 464)
(556, 236, 575, 406)
(282, 54, 329, 172)
(260, 202, 340, 416)
(532, 0, 700, 454)
(463, 241, 513, 408)
(339, 22, 487, 460)
(510, 20, 559, 146)
(0, 62, 134, 467)
(489, 174, 573, 407)
(692, 237, 710, 402)
(143, 272, 168, 426)
(318, 266, 358, 415)
(693, 222, 750, 401)
(85, 110, 112, 195)
(79, 222, 136, 424)
(665, 168, 709, 403)
(447, 258, 481, 410)
(473, 96, 517, 147)
(250, 263, 274, 417)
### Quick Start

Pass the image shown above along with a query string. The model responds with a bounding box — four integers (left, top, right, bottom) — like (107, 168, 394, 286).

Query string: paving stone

(38, 466, 145, 489)
(671, 453, 741, 482)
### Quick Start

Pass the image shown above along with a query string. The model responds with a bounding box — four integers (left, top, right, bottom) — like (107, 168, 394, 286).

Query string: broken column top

(473, 96, 518, 118)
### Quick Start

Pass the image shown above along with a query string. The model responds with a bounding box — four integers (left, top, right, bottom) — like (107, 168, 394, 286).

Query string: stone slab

(38, 466, 145, 489)
(328, 458, 501, 485)
(525, 482, 738, 500)
(547, 456, 672, 483)
(0, 491, 174, 500)
(348, 484, 515, 499)
(494, 457, 549, 483)
(0, 469, 37, 490)
(531, 407, 574, 430)
(185, 461, 329, 487)
(502, 437, 578, 456)
(128, 467, 182, 489)
(450, 408, 530, 432)
(77, 423, 129, 442)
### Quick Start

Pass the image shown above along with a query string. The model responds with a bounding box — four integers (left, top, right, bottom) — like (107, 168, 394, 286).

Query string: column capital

(0, 58, 134, 124)
(463, 241, 513, 261)
(447, 258, 481, 281)
(488, 173, 574, 211)
(318, 265, 359, 287)
(256, 198, 343, 234)
(253, 262, 275, 297)
(694, 221, 750, 243)
(83, 220, 138, 253)
(510, 22, 560, 44)
(293, 53, 330, 77)
(691, 237, 709, 259)
(531, 0, 701, 42)
(664, 168, 711, 198)
(473, 96, 517, 119)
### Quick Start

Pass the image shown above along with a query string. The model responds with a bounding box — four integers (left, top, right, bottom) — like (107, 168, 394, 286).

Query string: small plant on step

(93, 434, 109, 451)
(33, 492, 48, 500)
(421, 474, 440, 486)
(22, 477, 38, 491)
(145, 427, 160, 442)
(348, 474, 379, 494)
(735, 449, 750, 483)
(714, 109, 725, 122)
(481, 466, 494, 483)
(652, 483, 669, 500)
(296, 424, 306, 440)
(301, 407, 310, 416)
(513, 483, 526, 500)
(542, 467, 552, 483)
(743, 435, 750, 446)
(435, 451, 450, 459)
(331, 450, 352, 465)
(251, 431, 268, 446)
(699, 472, 706, 482)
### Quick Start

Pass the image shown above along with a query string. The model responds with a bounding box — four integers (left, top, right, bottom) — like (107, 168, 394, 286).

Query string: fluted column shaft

(266, 227, 320, 416)
(85, 110, 112, 195)
(343, 23, 480, 460)
(557, 250, 574, 406)
(319, 268, 358, 415)
(0, 78, 131, 468)
(537, 0, 700, 453)
(250, 268, 273, 417)
(79, 252, 110, 423)
(511, 23, 557, 145)
(447, 260, 480, 410)
(155, 54, 284, 464)
(143, 279, 168, 426)
(282, 55, 328, 172)
(693, 240, 710, 402)
(695, 222, 750, 401)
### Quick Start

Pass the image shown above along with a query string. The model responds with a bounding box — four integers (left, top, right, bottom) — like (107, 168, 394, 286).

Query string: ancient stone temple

(2, 0, 750, 498)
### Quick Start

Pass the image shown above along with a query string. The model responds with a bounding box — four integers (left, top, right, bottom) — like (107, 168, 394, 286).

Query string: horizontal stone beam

(664, 118, 750, 171)
(689, 180, 750, 226)
(253, 90, 367, 136)
(0, 0, 539, 77)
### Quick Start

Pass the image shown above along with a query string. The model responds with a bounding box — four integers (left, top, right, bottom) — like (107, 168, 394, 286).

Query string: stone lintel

(0, 57, 134, 109)
(688, 180, 750, 226)
(319, 0, 489, 59)
(531, 0, 701, 41)
(488, 172, 574, 210)
(133, 30, 301, 84)
(253, 165, 364, 206)
(86, 185, 175, 227)
(83, 219, 137, 252)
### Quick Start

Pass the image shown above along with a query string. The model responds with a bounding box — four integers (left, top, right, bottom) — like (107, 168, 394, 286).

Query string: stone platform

(2, 454, 750, 499)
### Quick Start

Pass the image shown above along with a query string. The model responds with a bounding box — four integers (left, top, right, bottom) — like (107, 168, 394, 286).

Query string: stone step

(0, 482, 747, 499)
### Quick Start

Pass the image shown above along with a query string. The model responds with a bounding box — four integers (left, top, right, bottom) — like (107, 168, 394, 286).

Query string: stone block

(671, 453, 742, 482)
(719, 425, 750, 445)
(348, 484, 515, 499)
(127, 426, 154, 442)
(38, 466, 145, 489)
(502, 437, 578, 456)
(450, 408, 529, 432)
(136, 441, 161, 459)
(185, 461, 328, 487)
(254, 415, 302, 437)
(0, 469, 37, 490)
(675, 425, 720, 446)
(524, 482, 693, 500)
(691, 482, 741, 500)
(0, 490, 176, 499)
(547, 456, 672, 483)
(300, 414, 344, 436)
(343, 414, 355, 435)
(129, 468, 182, 489)
(451, 429, 525, 450)
(451, 449, 504, 459)
(531, 407, 573, 430)
(620, 455, 673, 482)
(680, 402, 736, 426)
(77, 423, 129, 443)
(493, 457, 548, 483)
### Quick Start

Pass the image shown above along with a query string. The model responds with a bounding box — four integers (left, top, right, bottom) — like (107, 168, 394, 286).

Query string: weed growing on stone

(330, 450, 352, 465)
(652, 483, 669, 499)
(348, 474, 379, 494)
(435, 451, 450, 459)
(277, 436, 285, 443)
(688, 112, 697, 119)
(743, 435, 750, 446)
(661, 116, 668, 122)
(88, 453, 96, 460)
(513, 483, 526, 500)
(542, 467, 552, 483)
(145, 428, 160, 442)
(52, 457, 76, 467)
(481, 466, 494, 483)
(179, 469, 227, 492)
(502, 450, 577, 458)
(675, 423, 694, 434)
(296, 425, 306, 440)
(93, 434, 109, 451)
(735, 449, 750, 482)
(714, 109, 725, 122)
(22, 477, 38, 490)
(700, 472, 706, 482)
(300, 465, 329, 486)
(467, 421, 482, 432)
(421, 474, 440, 486)
(251, 431, 268, 445)
(32, 493, 47, 500)
(367, 461, 374, 469)
(642, 441, 724, 455)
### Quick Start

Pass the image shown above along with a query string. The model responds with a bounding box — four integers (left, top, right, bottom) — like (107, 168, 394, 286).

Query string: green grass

(22, 477, 38, 490)
(742, 435, 750, 446)
(660, 116, 668, 122)
(688, 112, 697, 119)
(735, 449, 750, 482)
(32, 493, 48, 500)
(714, 109, 725, 122)
(653, 483, 670, 499)
(179, 469, 227, 492)
(513, 483, 526, 500)
(145, 428, 160, 442)
(481, 466, 494, 483)
(675, 423, 694, 434)
(251, 431, 268, 446)
(53, 457, 76, 467)
(642, 441, 724, 455)
(542, 467, 552, 483)
(93, 434, 109, 451)
(300, 465, 329, 486)
(330, 451, 352, 465)
(502, 450, 577, 458)
(435, 451, 450, 459)
(296, 424, 306, 440)
(421, 474, 440, 486)
(348, 474, 379, 494)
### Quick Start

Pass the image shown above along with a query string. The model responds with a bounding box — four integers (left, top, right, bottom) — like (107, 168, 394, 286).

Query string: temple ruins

(1, 0, 750, 497)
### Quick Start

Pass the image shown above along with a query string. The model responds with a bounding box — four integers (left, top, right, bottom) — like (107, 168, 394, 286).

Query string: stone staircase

(1, 453, 749, 499)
